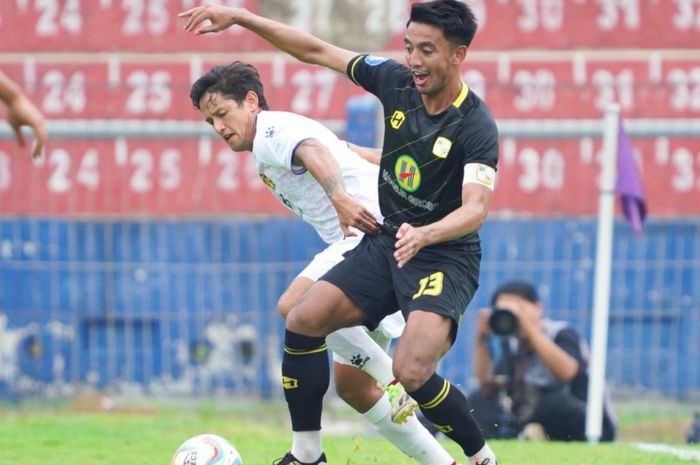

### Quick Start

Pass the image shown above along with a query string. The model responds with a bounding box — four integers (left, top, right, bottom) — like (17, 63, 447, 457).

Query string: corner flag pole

(586, 103, 619, 443)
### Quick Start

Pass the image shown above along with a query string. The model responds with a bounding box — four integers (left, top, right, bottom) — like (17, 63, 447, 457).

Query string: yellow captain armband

(463, 163, 496, 190)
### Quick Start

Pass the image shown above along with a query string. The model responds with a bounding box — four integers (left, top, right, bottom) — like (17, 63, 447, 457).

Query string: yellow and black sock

(408, 373, 485, 456)
(282, 329, 330, 431)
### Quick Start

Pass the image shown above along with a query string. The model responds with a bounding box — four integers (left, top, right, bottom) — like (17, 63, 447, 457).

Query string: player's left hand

(393, 223, 428, 268)
(179, 4, 243, 35)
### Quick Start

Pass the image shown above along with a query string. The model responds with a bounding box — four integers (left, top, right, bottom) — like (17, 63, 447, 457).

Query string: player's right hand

(178, 5, 244, 35)
(331, 192, 380, 237)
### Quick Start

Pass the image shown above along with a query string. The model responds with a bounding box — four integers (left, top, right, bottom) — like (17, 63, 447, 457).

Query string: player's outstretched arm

(294, 139, 380, 237)
(179, 4, 357, 76)
(346, 142, 381, 166)
(0, 71, 46, 158)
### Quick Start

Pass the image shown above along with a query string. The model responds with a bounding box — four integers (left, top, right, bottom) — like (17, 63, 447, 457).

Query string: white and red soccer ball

(170, 434, 243, 465)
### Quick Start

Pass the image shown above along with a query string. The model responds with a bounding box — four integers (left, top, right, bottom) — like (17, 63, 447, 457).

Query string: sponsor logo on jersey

(260, 174, 276, 189)
(265, 126, 275, 138)
(476, 164, 495, 186)
(364, 55, 389, 66)
(390, 110, 406, 129)
(432, 136, 452, 158)
(394, 155, 421, 192)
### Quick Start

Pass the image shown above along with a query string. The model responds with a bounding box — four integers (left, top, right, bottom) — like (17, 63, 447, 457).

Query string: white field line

(634, 442, 700, 462)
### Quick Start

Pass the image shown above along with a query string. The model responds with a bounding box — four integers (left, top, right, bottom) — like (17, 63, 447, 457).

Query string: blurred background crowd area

(0, 0, 698, 443)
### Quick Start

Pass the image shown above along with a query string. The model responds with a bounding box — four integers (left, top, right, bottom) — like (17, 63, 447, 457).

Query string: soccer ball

(170, 434, 243, 465)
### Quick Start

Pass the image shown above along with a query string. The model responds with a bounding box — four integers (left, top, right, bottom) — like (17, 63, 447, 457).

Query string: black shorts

(321, 231, 481, 334)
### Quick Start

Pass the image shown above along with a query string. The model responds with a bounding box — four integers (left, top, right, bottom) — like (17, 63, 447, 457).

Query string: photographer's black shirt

(347, 54, 499, 245)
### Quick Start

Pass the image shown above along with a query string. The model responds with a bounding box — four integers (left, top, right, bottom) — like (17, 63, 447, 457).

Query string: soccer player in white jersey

(190, 61, 457, 465)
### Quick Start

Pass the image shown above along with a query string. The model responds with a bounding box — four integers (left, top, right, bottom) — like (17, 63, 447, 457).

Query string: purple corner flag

(615, 120, 647, 234)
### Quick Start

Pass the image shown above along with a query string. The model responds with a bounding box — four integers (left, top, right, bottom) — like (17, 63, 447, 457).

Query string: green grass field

(1, 398, 698, 465)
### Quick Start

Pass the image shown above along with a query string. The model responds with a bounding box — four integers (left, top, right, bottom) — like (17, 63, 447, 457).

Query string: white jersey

(252, 111, 381, 244)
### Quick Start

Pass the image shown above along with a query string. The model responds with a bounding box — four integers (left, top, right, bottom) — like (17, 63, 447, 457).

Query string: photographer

(468, 281, 616, 441)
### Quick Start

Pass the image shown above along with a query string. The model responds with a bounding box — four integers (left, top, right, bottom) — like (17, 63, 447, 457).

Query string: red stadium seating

(2, 0, 699, 51)
(1, 0, 699, 217)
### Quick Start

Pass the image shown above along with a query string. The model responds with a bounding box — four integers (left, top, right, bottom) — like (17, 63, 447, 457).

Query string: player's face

(200, 91, 257, 152)
(404, 21, 465, 97)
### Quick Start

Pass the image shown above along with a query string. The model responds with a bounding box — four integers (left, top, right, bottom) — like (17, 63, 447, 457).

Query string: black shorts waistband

(381, 219, 482, 252)
(380, 219, 401, 236)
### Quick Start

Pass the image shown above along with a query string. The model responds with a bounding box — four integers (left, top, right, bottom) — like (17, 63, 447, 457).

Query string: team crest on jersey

(390, 110, 406, 129)
(260, 174, 276, 189)
(432, 136, 452, 159)
(395, 155, 421, 192)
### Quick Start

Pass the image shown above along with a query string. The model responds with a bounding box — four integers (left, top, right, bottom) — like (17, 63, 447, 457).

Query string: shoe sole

(391, 397, 418, 424)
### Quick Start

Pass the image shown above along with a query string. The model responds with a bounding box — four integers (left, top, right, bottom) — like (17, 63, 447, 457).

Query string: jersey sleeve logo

(432, 136, 452, 159)
(260, 174, 276, 189)
(477, 164, 495, 186)
(463, 163, 496, 190)
(390, 110, 406, 130)
(364, 55, 389, 66)
(394, 155, 422, 192)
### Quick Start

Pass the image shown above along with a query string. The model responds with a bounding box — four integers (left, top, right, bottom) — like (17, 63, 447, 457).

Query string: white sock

(291, 431, 322, 463)
(364, 393, 454, 465)
(326, 327, 394, 386)
(468, 443, 497, 465)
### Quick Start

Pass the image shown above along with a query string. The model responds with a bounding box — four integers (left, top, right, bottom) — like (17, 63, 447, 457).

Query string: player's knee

(276, 292, 295, 320)
(285, 302, 324, 335)
(393, 359, 433, 392)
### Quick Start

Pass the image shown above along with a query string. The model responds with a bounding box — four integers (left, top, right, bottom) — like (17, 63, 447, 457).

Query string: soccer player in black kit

(181, 2, 499, 464)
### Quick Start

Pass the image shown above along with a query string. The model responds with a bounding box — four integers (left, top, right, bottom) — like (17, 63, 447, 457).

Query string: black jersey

(347, 54, 499, 244)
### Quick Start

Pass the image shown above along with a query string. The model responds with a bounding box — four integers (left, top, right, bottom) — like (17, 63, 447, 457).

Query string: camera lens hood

(489, 307, 518, 337)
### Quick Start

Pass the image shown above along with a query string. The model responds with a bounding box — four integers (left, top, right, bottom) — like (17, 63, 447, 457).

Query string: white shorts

(298, 236, 362, 281)
(297, 235, 405, 364)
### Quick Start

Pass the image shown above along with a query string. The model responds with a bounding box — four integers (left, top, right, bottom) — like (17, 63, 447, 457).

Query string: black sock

(282, 329, 330, 431)
(408, 373, 485, 456)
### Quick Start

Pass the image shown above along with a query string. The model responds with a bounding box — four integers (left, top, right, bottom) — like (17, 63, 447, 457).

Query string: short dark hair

(190, 61, 269, 111)
(408, 0, 478, 47)
(491, 281, 540, 306)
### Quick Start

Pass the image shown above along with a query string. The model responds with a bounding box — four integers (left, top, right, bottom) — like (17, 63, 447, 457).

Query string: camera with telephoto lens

(489, 307, 519, 337)
(489, 313, 520, 439)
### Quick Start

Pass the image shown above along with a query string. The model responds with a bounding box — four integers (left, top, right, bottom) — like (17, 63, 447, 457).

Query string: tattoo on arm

(320, 173, 345, 198)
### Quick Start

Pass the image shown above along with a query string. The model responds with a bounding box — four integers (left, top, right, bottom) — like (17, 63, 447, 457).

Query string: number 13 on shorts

(412, 271, 444, 299)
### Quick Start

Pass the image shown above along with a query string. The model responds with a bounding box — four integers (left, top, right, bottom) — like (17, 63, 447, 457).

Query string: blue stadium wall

(1, 216, 698, 399)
